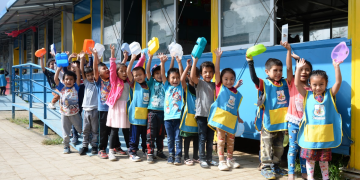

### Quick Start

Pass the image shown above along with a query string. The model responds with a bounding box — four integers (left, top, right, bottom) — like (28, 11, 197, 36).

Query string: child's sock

(319, 161, 329, 180)
(306, 160, 315, 180)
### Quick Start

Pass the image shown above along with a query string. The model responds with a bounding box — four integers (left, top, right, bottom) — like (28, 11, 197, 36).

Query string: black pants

(122, 128, 130, 148)
(0, 87, 5, 95)
(72, 84, 85, 138)
(98, 111, 111, 150)
(184, 136, 199, 160)
(196, 116, 214, 162)
(109, 128, 121, 149)
(146, 110, 165, 154)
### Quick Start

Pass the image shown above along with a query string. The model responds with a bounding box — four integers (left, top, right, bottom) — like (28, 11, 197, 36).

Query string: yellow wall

(13, 49, 19, 65)
(72, 22, 92, 54)
(348, 0, 360, 170)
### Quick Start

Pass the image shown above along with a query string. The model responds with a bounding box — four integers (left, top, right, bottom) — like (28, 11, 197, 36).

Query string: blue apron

(208, 85, 243, 134)
(128, 82, 150, 126)
(297, 89, 342, 149)
(257, 79, 289, 132)
(0, 74, 6, 87)
(180, 85, 198, 133)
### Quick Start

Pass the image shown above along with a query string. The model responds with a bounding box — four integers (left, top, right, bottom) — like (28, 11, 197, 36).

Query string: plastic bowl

(235, 122, 245, 137)
(246, 44, 267, 57)
(331, 41, 349, 63)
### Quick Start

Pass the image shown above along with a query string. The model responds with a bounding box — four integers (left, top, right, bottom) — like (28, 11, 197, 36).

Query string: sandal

(192, 159, 200, 163)
(185, 159, 194, 166)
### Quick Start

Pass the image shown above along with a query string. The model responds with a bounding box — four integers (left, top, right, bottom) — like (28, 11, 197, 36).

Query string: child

(295, 59, 343, 180)
(281, 42, 312, 180)
(160, 54, 184, 165)
(127, 53, 148, 162)
(190, 56, 217, 168)
(39, 56, 58, 109)
(180, 59, 200, 166)
(78, 51, 99, 156)
(0, 68, 9, 95)
(144, 52, 174, 163)
(207, 48, 243, 171)
(105, 45, 130, 161)
(54, 64, 82, 154)
(246, 53, 289, 179)
(92, 48, 113, 159)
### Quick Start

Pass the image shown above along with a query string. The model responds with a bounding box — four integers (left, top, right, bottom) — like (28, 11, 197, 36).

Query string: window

(220, 0, 274, 50)
(289, 26, 303, 43)
(38, 25, 45, 50)
(53, 15, 62, 53)
(332, 20, 348, 39)
(310, 22, 330, 42)
(147, 0, 175, 54)
(25, 31, 33, 63)
(103, 0, 121, 61)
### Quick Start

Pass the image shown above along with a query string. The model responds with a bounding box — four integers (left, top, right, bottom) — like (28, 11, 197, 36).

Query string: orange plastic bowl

(35, 48, 47, 57)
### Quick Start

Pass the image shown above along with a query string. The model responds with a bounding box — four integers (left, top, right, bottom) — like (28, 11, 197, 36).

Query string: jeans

(129, 124, 147, 154)
(288, 122, 307, 174)
(196, 116, 214, 161)
(164, 119, 182, 157)
(146, 110, 165, 154)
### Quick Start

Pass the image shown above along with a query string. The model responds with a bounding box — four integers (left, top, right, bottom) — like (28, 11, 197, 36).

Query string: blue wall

(74, 0, 91, 21)
(92, 0, 101, 44)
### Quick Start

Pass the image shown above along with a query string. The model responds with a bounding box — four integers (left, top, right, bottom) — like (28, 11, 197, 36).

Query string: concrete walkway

(0, 116, 299, 180)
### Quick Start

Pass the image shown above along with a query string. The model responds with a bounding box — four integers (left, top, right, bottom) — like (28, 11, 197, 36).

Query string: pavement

(0, 112, 302, 180)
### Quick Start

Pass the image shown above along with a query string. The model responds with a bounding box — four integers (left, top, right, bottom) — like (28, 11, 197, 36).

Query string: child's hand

(191, 55, 198, 62)
(237, 117, 244, 123)
(245, 53, 253, 61)
(186, 59, 192, 67)
(159, 53, 168, 63)
(69, 53, 77, 59)
(57, 66, 62, 70)
(89, 47, 97, 55)
(123, 51, 128, 60)
(333, 59, 343, 67)
(175, 56, 181, 63)
(50, 52, 56, 58)
(280, 41, 291, 50)
(65, 51, 70, 56)
(234, 79, 243, 89)
(147, 50, 153, 59)
(79, 51, 85, 59)
(214, 48, 223, 58)
(110, 44, 115, 57)
(131, 54, 137, 60)
(296, 58, 307, 69)
(291, 52, 300, 60)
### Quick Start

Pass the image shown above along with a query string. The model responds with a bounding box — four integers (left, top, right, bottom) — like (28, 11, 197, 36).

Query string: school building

(0, 0, 359, 171)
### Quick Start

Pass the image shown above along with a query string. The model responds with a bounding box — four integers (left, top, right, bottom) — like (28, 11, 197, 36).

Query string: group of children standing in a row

(39, 40, 343, 180)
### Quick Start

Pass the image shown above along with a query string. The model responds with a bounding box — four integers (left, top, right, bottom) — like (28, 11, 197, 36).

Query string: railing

(11, 63, 60, 135)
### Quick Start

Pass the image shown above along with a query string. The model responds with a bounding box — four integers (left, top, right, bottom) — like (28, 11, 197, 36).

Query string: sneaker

(48, 102, 56, 110)
(91, 146, 98, 154)
(147, 154, 154, 164)
(63, 146, 70, 154)
(185, 159, 194, 166)
(200, 161, 210, 168)
(193, 159, 200, 163)
(156, 151, 167, 160)
(109, 150, 116, 161)
(227, 158, 240, 168)
(98, 150, 108, 159)
(261, 167, 276, 179)
(129, 154, 141, 162)
(71, 135, 78, 144)
(79, 147, 88, 155)
(207, 160, 218, 166)
(114, 147, 127, 155)
(218, 161, 230, 171)
(174, 156, 182, 165)
(273, 165, 288, 176)
(167, 156, 175, 164)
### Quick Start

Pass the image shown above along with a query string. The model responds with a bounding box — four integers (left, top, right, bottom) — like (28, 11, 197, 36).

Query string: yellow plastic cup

(148, 37, 159, 55)
(246, 44, 267, 57)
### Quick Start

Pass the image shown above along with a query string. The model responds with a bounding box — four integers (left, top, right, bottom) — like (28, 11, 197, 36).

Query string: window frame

(218, 0, 275, 51)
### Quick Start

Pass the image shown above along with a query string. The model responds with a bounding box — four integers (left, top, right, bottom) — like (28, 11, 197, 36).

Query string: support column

(210, 0, 219, 80)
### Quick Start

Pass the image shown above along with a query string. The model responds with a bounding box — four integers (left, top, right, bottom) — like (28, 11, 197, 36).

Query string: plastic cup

(94, 43, 105, 59)
(246, 44, 267, 57)
(331, 41, 349, 63)
(235, 122, 245, 137)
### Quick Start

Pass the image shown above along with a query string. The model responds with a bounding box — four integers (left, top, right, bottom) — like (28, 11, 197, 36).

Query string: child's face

(152, 70, 162, 82)
(133, 69, 145, 84)
(48, 61, 55, 70)
(187, 73, 198, 85)
(310, 75, 327, 95)
(168, 72, 180, 87)
(85, 72, 94, 82)
(201, 67, 214, 82)
(117, 66, 127, 81)
(64, 75, 75, 87)
(99, 65, 110, 79)
(296, 63, 311, 82)
(222, 72, 235, 89)
(265, 65, 283, 81)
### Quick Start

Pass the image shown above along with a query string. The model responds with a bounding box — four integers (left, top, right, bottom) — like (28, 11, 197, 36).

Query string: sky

(0, 0, 11, 12)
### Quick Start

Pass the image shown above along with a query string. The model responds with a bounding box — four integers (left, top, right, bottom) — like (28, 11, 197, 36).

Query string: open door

(72, 17, 91, 54)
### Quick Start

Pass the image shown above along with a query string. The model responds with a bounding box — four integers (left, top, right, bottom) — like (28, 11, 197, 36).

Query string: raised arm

(79, 52, 86, 81)
(122, 49, 128, 64)
(127, 54, 137, 83)
(214, 48, 222, 85)
(175, 56, 184, 76)
(169, 55, 175, 69)
(294, 59, 307, 97)
(281, 41, 293, 83)
(246, 55, 260, 87)
(159, 53, 168, 84)
(146, 50, 153, 80)
(54, 67, 62, 86)
(90, 48, 99, 81)
(190, 56, 199, 85)
(71, 64, 81, 86)
(331, 60, 343, 96)
(181, 59, 191, 90)
(109, 45, 118, 83)
(39, 55, 45, 72)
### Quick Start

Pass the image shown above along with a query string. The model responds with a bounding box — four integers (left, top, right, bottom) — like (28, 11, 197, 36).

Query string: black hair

(47, 58, 55, 67)
(265, 58, 283, 70)
(84, 66, 93, 75)
(200, 61, 215, 74)
(63, 71, 77, 81)
(186, 66, 200, 83)
(294, 59, 313, 72)
(98, 62, 107, 69)
(309, 70, 328, 83)
(0, 70, 4, 74)
(167, 68, 180, 78)
(220, 68, 236, 84)
(152, 66, 161, 76)
(133, 67, 145, 74)
(116, 63, 127, 73)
